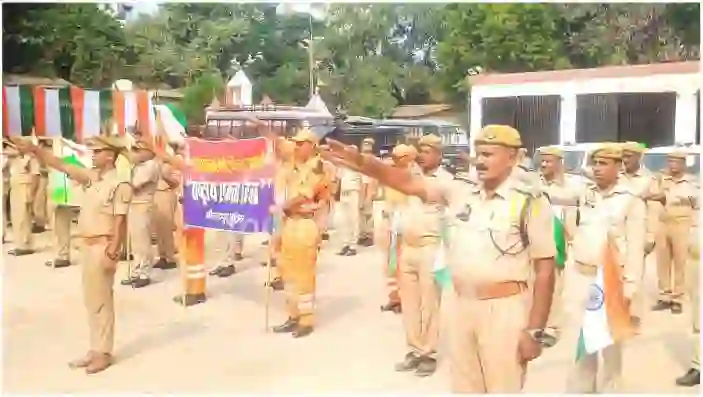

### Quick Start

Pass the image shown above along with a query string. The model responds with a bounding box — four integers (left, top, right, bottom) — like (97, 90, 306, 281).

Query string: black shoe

(337, 246, 350, 256)
(265, 278, 284, 291)
(120, 253, 134, 261)
(344, 247, 357, 256)
(380, 302, 401, 314)
(31, 225, 45, 234)
(671, 302, 683, 314)
(133, 277, 151, 288)
(321, 232, 329, 241)
(209, 266, 225, 276)
(121, 277, 137, 286)
(676, 368, 700, 387)
(153, 258, 177, 270)
(234, 253, 243, 261)
(217, 265, 235, 278)
(415, 356, 437, 377)
(262, 240, 269, 246)
(395, 352, 421, 372)
(652, 300, 672, 311)
(292, 325, 313, 338)
(7, 248, 34, 256)
(173, 293, 207, 307)
(273, 318, 299, 333)
(358, 237, 374, 247)
(47, 259, 71, 268)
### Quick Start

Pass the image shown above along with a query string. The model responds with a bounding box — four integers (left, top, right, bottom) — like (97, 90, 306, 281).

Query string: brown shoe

(68, 351, 96, 369)
(85, 353, 112, 374)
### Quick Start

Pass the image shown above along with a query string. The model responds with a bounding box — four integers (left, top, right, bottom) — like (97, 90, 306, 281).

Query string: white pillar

(674, 90, 698, 144)
(559, 91, 577, 145)
(469, 93, 482, 155)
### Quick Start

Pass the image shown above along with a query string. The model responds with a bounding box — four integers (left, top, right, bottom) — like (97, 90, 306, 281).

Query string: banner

(182, 137, 275, 233)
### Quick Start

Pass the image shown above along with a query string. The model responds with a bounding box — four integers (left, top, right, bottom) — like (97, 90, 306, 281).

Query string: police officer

(272, 128, 329, 338)
(266, 139, 296, 290)
(646, 151, 697, 314)
(337, 145, 362, 256)
(122, 140, 159, 288)
(563, 144, 646, 392)
(7, 137, 40, 256)
(208, 232, 242, 278)
(152, 145, 181, 271)
(2, 140, 16, 243)
(12, 134, 132, 374)
(619, 141, 656, 326)
(31, 138, 51, 233)
(676, 196, 700, 387)
(320, 125, 557, 391)
(358, 137, 377, 247)
(535, 146, 577, 346)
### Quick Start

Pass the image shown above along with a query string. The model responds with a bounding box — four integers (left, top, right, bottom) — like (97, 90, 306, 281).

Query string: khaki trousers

(9, 183, 33, 250)
(688, 241, 700, 370)
(279, 217, 318, 327)
(567, 270, 623, 393)
(53, 206, 74, 261)
(33, 174, 48, 227)
(80, 240, 116, 354)
(546, 267, 565, 334)
(129, 203, 154, 278)
(358, 199, 374, 239)
(655, 220, 691, 303)
(153, 190, 177, 262)
(398, 244, 441, 357)
(2, 189, 8, 240)
(338, 190, 360, 247)
(449, 291, 530, 392)
(212, 231, 243, 267)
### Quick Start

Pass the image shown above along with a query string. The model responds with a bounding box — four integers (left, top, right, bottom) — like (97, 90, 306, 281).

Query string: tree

(3, 3, 129, 88)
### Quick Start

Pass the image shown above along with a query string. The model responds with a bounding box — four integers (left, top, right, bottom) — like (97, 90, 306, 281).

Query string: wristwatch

(523, 329, 546, 345)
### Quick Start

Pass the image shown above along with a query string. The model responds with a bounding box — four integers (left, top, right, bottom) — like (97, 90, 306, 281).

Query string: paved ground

(2, 210, 700, 393)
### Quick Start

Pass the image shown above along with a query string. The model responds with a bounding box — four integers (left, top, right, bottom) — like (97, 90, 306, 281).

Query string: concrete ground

(2, 210, 699, 393)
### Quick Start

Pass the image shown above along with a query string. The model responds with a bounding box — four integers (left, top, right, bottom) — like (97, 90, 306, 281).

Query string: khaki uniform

(52, 205, 76, 263)
(652, 173, 697, 305)
(359, 173, 377, 241)
(337, 166, 362, 248)
(688, 208, 700, 370)
(315, 159, 336, 237)
(398, 166, 454, 359)
(212, 231, 243, 266)
(539, 174, 578, 337)
(568, 181, 646, 392)
(279, 156, 327, 327)
(153, 161, 179, 263)
(447, 176, 555, 392)
(9, 154, 40, 250)
(383, 186, 407, 305)
(2, 151, 12, 241)
(128, 159, 159, 278)
(269, 159, 293, 280)
(33, 162, 49, 228)
(619, 168, 657, 318)
(77, 168, 132, 355)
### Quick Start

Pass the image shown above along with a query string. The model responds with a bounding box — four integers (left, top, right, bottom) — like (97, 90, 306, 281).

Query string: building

(467, 61, 700, 153)
(390, 104, 466, 129)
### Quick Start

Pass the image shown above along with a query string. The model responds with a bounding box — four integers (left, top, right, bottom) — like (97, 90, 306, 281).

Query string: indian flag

(70, 87, 113, 141)
(551, 205, 567, 269)
(155, 103, 187, 146)
(49, 138, 91, 205)
(2, 85, 35, 137)
(575, 238, 636, 361)
(432, 212, 452, 289)
(387, 211, 401, 275)
(33, 86, 76, 139)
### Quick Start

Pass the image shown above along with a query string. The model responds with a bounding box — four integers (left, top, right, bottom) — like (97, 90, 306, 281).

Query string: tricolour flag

(575, 237, 636, 361)
(432, 212, 452, 289)
(49, 138, 91, 205)
(551, 204, 567, 269)
(3, 85, 35, 137)
(70, 87, 113, 142)
(155, 103, 187, 146)
(33, 86, 75, 139)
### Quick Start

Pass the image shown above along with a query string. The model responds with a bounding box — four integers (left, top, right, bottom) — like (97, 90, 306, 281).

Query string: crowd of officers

(1, 122, 700, 392)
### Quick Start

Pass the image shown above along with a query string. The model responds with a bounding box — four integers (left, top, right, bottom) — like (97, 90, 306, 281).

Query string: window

(438, 126, 468, 146)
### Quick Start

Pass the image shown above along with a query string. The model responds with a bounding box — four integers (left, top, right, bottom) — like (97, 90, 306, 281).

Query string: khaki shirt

(286, 157, 326, 207)
(539, 174, 578, 240)
(447, 177, 556, 285)
(275, 160, 293, 205)
(9, 155, 40, 203)
(76, 169, 132, 238)
(399, 166, 455, 242)
(569, 182, 646, 298)
(653, 174, 698, 221)
(338, 166, 361, 193)
(620, 168, 658, 242)
(156, 161, 179, 192)
(131, 159, 159, 204)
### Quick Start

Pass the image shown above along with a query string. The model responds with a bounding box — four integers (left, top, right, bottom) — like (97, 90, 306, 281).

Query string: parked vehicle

(643, 144, 700, 175)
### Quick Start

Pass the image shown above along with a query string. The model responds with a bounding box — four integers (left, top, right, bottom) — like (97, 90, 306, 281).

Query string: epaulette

(453, 172, 477, 185)
(513, 183, 542, 198)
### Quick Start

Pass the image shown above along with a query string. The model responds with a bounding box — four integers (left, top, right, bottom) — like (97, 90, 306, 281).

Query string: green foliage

(180, 73, 224, 125)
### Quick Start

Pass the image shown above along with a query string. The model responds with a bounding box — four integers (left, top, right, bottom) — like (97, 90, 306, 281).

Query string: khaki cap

(85, 136, 126, 154)
(621, 141, 645, 154)
(537, 146, 564, 158)
(290, 128, 319, 144)
(392, 143, 417, 158)
(590, 143, 623, 160)
(362, 137, 375, 145)
(667, 150, 688, 159)
(474, 125, 522, 148)
(418, 134, 442, 150)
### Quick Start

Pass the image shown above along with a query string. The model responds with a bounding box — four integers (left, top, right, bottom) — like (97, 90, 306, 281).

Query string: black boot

(173, 294, 207, 307)
(273, 318, 299, 333)
(153, 258, 177, 270)
(415, 356, 437, 377)
(292, 325, 314, 338)
(380, 302, 401, 314)
(132, 276, 151, 288)
(394, 352, 421, 372)
(217, 265, 236, 278)
(652, 300, 672, 311)
(676, 368, 700, 387)
(121, 276, 137, 286)
(265, 278, 284, 291)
